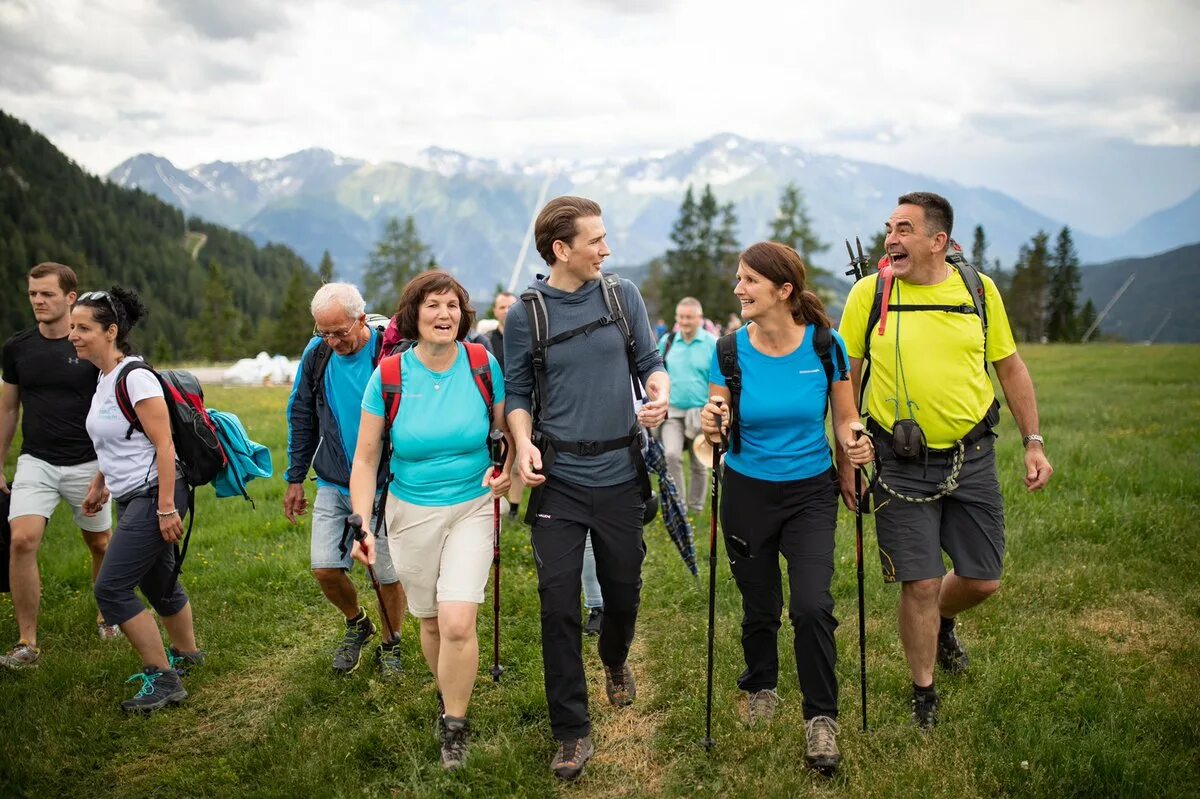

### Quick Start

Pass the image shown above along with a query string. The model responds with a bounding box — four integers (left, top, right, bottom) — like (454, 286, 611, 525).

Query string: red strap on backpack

(876, 258, 895, 338)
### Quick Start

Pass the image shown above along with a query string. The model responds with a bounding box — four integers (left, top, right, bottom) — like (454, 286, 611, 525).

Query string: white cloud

(0, 0, 1197, 228)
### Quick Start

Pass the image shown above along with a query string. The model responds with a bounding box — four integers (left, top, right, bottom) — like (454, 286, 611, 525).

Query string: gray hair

(676, 296, 703, 313)
(310, 282, 365, 320)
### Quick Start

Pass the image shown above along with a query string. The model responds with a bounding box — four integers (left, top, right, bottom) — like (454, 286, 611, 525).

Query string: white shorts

(384, 492, 494, 618)
(8, 454, 113, 533)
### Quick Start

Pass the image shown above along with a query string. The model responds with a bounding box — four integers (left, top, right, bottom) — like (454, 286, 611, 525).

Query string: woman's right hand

(82, 485, 109, 516)
(700, 396, 729, 444)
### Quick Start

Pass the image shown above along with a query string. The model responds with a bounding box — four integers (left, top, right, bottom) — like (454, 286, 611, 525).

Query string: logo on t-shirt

(66, 357, 79, 365)
(798, 369, 819, 375)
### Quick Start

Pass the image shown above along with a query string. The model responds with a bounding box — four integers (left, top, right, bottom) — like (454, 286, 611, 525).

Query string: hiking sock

(348, 608, 368, 626)
(507, 503, 520, 520)
(940, 616, 956, 635)
(913, 681, 937, 697)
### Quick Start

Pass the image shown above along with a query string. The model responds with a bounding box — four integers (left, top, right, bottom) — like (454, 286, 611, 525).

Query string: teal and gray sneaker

(167, 646, 207, 676)
(332, 614, 376, 675)
(121, 666, 187, 714)
(374, 636, 403, 678)
(0, 642, 40, 670)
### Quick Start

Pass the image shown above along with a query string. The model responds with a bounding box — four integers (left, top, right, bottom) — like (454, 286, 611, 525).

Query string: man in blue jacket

(285, 283, 405, 676)
(505, 196, 669, 782)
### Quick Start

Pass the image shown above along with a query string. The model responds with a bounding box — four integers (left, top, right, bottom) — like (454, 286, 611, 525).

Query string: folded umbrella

(642, 434, 697, 576)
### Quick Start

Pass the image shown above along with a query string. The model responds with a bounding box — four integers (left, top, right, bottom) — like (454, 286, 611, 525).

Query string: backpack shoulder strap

(463, 342, 494, 423)
(949, 251, 989, 338)
(379, 353, 403, 430)
(114, 360, 159, 440)
(310, 342, 334, 393)
(600, 273, 643, 402)
(812, 325, 835, 394)
(716, 332, 742, 454)
(661, 332, 676, 362)
(521, 288, 551, 423)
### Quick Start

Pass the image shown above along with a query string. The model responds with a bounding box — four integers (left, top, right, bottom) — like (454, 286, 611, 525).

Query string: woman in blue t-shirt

(700, 242, 873, 775)
(349, 271, 511, 772)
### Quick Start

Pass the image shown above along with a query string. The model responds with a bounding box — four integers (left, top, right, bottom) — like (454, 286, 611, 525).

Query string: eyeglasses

(76, 291, 120, 321)
(313, 316, 363, 341)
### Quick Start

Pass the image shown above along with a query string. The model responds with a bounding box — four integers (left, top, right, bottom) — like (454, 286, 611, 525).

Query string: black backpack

(716, 325, 846, 455)
(520, 273, 652, 504)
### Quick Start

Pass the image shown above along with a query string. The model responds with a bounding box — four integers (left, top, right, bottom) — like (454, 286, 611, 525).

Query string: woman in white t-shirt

(70, 286, 204, 715)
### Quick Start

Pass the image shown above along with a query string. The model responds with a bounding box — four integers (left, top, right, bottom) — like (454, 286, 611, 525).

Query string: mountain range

(107, 134, 1200, 296)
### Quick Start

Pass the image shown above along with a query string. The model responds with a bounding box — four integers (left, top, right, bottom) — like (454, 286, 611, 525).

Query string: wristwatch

(1022, 434, 1045, 448)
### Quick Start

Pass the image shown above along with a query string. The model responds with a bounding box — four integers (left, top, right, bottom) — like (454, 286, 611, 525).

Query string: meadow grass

(1, 344, 1197, 798)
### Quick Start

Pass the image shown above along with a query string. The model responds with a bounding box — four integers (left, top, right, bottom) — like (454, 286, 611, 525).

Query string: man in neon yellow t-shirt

(838, 191, 1053, 730)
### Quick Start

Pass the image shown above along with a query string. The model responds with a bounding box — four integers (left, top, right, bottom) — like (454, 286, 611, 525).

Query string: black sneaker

(911, 688, 940, 731)
(121, 666, 187, 714)
(167, 646, 206, 677)
(332, 614, 376, 675)
(551, 735, 594, 782)
(937, 624, 970, 674)
(584, 608, 603, 637)
(374, 636, 402, 678)
(440, 715, 470, 771)
(603, 661, 636, 707)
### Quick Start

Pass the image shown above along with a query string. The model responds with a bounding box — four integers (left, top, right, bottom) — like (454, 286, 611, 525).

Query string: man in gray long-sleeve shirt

(504, 196, 669, 783)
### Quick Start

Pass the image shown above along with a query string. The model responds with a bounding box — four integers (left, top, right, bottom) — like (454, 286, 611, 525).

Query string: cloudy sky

(1, 0, 1198, 233)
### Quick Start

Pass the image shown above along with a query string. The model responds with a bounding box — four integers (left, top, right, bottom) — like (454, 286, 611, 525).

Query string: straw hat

(692, 433, 724, 466)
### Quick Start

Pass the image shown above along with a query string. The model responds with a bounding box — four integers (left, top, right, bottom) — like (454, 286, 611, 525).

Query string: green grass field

(1, 344, 1198, 798)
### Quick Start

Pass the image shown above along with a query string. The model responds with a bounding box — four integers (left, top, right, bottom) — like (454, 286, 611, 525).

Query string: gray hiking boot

(374, 636, 403, 678)
(937, 624, 970, 674)
(804, 715, 841, 774)
(440, 715, 470, 771)
(912, 687, 940, 731)
(746, 688, 781, 727)
(167, 646, 207, 677)
(332, 614, 376, 675)
(121, 666, 187, 714)
(584, 607, 603, 636)
(551, 735, 594, 782)
(0, 642, 40, 670)
(603, 661, 636, 707)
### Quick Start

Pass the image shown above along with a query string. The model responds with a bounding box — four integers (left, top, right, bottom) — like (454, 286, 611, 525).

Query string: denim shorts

(310, 485, 399, 584)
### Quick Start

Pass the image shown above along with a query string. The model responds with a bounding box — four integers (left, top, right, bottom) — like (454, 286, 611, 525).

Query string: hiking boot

(440, 715, 470, 771)
(331, 614, 376, 675)
(0, 642, 40, 670)
(937, 624, 970, 675)
(603, 661, 636, 707)
(167, 646, 207, 676)
(911, 687, 940, 731)
(374, 636, 403, 678)
(804, 716, 841, 774)
(584, 607, 603, 637)
(121, 666, 187, 715)
(746, 688, 781, 727)
(551, 735, 594, 782)
(98, 623, 123, 641)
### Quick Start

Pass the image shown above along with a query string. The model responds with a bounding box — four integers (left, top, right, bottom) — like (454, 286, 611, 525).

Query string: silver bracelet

(156, 509, 180, 518)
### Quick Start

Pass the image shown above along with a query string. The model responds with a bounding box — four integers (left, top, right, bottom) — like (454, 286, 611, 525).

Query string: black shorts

(871, 434, 1005, 583)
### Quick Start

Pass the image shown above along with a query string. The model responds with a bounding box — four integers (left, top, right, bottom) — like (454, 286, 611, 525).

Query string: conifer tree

(1008, 231, 1051, 342)
(270, 271, 317, 356)
(663, 185, 740, 322)
(364, 216, 432, 312)
(768, 183, 831, 285)
(1078, 298, 1098, 342)
(190, 261, 244, 361)
(318, 250, 335, 283)
(971, 225, 988, 269)
(1046, 226, 1081, 342)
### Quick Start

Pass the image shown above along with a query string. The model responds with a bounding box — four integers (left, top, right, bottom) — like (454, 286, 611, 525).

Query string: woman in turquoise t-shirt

(700, 242, 873, 775)
(349, 271, 511, 772)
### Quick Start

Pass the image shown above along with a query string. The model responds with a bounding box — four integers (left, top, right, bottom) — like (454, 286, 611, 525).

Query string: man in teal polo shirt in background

(658, 297, 717, 514)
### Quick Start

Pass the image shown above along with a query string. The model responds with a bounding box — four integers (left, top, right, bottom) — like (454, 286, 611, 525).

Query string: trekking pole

(854, 429, 869, 732)
(703, 400, 727, 754)
(346, 514, 395, 642)
(488, 430, 510, 682)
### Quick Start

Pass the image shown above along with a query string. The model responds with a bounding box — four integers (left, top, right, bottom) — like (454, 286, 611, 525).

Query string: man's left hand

(1023, 446, 1053, 492)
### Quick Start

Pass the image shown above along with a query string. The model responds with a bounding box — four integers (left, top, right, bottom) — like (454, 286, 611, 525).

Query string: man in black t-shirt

(0, 263, 117, 670)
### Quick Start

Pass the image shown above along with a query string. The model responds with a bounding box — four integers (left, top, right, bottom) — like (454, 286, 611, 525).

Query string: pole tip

(702, 737, 715, 753)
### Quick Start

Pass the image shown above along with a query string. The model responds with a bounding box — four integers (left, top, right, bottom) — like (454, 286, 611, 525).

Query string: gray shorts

(871, 434, 1005, 583)
(310, 485, 399, 584)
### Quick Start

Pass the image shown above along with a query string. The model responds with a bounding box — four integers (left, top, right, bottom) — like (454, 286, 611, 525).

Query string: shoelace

(808, 718, 839, 753)
(125, 671, 160, 698)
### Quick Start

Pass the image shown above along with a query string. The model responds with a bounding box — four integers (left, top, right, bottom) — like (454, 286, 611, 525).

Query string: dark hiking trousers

(530, 476, 645, 741)
(720, 466, 839, 720)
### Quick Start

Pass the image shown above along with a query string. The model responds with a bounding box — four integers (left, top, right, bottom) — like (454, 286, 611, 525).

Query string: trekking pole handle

(488, 430, 509, 476)
(346, 513, 366, 543)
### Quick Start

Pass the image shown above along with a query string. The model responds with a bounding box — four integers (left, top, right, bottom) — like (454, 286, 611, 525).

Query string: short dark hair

(534, 196, 602, 267)
(740, 241, 832, 328)
(394, 270, 476, 341)
(897, 192, 954, 238)
(28, 262, 78, 294)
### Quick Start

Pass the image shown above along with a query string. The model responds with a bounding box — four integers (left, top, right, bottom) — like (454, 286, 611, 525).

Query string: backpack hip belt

(866, 398, 999, 457)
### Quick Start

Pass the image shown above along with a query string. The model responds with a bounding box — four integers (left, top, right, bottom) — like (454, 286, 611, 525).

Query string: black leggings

(720, 466, 839, 719)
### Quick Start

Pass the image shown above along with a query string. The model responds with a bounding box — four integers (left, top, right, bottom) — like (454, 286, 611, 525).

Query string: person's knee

(312, 567, 350, 589)
(902, 577, 941, 605)
(9, 517, 46, 556)
(83, 531, 110, 556)
(961, 577, 1001, 601)
(789, 591, 833, 628)
(438, 611, 477, 644)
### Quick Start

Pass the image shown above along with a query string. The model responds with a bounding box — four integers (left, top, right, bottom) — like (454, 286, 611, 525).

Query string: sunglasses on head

(76, 291, 119, 322)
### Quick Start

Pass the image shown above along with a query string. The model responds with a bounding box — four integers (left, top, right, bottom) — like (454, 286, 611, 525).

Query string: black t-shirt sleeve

(2, 336, 18, 385)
